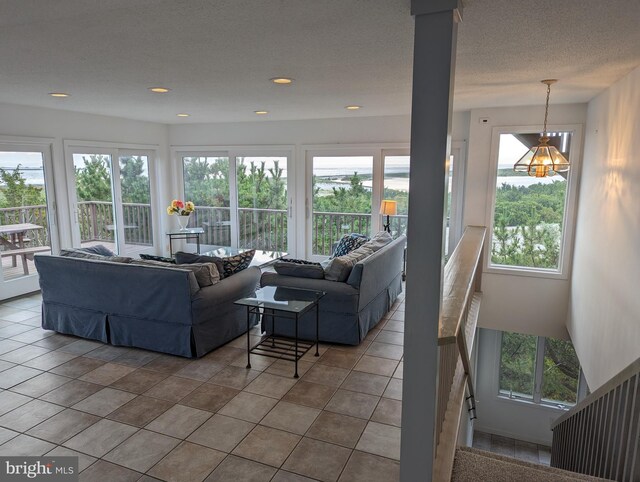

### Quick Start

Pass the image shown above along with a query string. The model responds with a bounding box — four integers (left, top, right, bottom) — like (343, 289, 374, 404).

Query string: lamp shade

(380, 200, 398, 216)
(513, 136, 570, 178)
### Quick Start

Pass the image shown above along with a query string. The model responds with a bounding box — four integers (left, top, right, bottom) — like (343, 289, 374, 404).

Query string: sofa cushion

(222, 250, 255, 277)
(274, 260, 324, 279)
(60, 248, 132, 264)
(361, 231, 393, 252)
(175, 251, 225, 279)
(78, 245, 116, 257)
(132, 259, 219, 288)
(140, 253, 176, 264)
(332, 233, 369, 258)
(324, 246, 373, 282)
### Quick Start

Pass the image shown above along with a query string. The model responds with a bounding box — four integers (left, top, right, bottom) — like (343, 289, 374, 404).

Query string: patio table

(0, 223, 47, 274)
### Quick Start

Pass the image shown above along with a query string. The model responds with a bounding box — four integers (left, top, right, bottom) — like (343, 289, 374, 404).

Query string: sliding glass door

(0, 143, 58, 299)
(67, 146, 157, 256)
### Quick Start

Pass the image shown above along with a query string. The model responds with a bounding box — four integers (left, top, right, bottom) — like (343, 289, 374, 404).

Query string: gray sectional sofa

(35, 255, 260, 358)
(260, 235, 406, 345)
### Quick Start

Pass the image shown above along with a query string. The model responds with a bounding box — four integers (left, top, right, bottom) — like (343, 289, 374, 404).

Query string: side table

(166, 227, 205, 256)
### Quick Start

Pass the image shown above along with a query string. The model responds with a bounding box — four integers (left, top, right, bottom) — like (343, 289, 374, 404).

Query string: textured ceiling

(0, 0, 638, 124)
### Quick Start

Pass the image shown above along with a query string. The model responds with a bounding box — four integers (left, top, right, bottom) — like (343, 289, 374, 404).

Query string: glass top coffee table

(202, 246, 287, 269)
(235, 286, 326, 378)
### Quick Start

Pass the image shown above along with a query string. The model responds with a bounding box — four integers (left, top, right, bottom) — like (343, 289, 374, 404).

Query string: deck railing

(0, 205, 50, 247)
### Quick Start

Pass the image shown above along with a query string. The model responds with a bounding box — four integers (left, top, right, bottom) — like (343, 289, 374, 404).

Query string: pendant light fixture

(514, 80, 570, 178)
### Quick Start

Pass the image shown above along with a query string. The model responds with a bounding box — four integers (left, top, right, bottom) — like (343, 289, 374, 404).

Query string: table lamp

(380, 200, 397, 233)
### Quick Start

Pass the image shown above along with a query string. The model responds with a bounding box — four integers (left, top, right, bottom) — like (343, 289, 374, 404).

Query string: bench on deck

(1, 246, 51, 275)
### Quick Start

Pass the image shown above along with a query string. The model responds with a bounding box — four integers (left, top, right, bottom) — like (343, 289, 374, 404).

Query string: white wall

(464, 104, 588, 339)
(0, 102, 169, 253)
(568, 66, 640, 390)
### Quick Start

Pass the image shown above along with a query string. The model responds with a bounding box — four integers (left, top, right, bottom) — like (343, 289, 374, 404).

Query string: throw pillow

(361, 231, 393, 252)
(332, 233, 369, 258)
(274, 260, 324, 279)
(140, 253, 176, 264)
(175, 251, 225, 279)
(78, 245, 116, 257)
(60, 248, 132, 263)
(324, 246, 373, 282)
(132, 260, 220, 288)
(222, 250, 255, 277)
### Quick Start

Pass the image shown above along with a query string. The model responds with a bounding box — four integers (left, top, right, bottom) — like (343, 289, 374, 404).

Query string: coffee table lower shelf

(249, 335, 316, 362)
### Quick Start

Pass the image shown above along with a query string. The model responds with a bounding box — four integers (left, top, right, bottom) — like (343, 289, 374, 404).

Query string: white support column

(400, 1, 462, 481)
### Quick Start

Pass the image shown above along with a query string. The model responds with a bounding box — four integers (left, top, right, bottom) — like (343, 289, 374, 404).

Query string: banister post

(401, 1, 462, 481)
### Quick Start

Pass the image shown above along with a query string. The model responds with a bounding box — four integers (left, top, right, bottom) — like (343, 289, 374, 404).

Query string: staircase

(452, 447, 613, 482)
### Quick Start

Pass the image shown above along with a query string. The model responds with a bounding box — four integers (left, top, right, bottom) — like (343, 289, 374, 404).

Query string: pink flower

(176, 200, 184, 209)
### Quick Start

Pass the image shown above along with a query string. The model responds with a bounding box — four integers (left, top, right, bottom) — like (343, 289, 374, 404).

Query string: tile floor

(0, 291, 404, 482)
(472, 431, 551, 466)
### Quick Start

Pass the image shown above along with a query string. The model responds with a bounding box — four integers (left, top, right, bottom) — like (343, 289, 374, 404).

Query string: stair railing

(550, 358, 640, 482)
(433, 225, 486, 482)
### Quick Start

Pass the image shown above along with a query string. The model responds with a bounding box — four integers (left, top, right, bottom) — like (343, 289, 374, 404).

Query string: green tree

(119, 156, 150, 204)
(0, 166, 46, 208)
(75, 155, 112, 202)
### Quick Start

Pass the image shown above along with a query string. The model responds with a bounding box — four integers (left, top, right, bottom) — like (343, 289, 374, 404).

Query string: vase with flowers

(167, 199, 195, 231)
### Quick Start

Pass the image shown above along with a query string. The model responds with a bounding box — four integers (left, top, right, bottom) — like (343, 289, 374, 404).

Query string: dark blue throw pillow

(79, 245, 116, 257)
(140, 253, 176, 264)
(175, 251, 224, 279)
(332, 233, 369, 258)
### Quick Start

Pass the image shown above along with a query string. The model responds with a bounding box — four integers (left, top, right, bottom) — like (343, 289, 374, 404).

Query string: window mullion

(533, 336, 546, 403)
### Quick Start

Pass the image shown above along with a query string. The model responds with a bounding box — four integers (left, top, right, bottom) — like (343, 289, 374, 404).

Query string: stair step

(452, 447, 613, 482)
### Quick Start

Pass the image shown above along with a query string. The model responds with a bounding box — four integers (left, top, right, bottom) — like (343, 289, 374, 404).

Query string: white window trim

(483, 124, 583, 280)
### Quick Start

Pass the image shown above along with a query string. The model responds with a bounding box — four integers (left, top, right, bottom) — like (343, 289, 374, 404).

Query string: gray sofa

(35, 255, 261, 358)
(260, 235, 406, 345)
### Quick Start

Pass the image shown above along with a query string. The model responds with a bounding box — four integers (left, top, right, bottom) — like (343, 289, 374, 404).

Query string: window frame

(498, 332, 583, 410)
(484, 124, 583, 280)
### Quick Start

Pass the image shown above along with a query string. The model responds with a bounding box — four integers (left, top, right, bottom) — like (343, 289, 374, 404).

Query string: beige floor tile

(209, 365, 261, 389)
(340, 371, 390, 396)
(0, 399, 64, 432)
(143, 376, 202, 402)
(306, 411, 367, 448)
(64, 419, 138, 457)
(245, 372, 298, 399)
(72, 387, 137, 416)
(10, 328, 53, 343)
(355, 421, 401, 460)
(282, 381, 337, 409)
(175, 360, 226, 381)
(282, 437, 352, 482)
(272, 471, 317, 482)
(0, 427, 18, 445)
(230, 353, 275, 371)
(383, 321, 404, 333)
(0, 365, 42, 388)
(40, 379, 103, 407)
(371, 398, 402, 427)
(148, 441, 226, 482)
(205, 454, 277, 481)
(143, 354, 192, 374)
(232, 425, 301, 468)
(11, 372, 71, 398)
(392, 362, 403, 379)
(0, 344, 50, 363)
(353, 355, 398, 377)
(266, 359, 314, 378)
(383, 378, 402, 400)
(365, 342, 403, 360)
(203, 345, 246, 364)
(0, 390, 32, 416)
(33, 334, 76, 350)
(45, 446, 96, 472)
(104, 429, 180, 473)
(109, 368, 168, 394)
(261, 401, 321, 435)
(79, 460, 141, 482)
(318, 349, 362, 369)
(147, 404, 212, 439)
(0, 339, 26, 355)
(187, 413, 254, 452)
(218, 391, 277, 423)
(84, 344, 129, 362)
(50, 356, 106, 378)
(111, 348, 161, 367)
(0, 360, 15, 372)
(0, 434, 55, 456)
(325, 390, 379, 420)
(57, 339, 104, 355)
(301, 364, 350, 387)
(22, 350, 77, 370)
(373, 330, 404, 346)
(107, 395, 173, 427)
(26, 408, 100, 444)
(180, 383, 239, 412)
(78, 362, 135, 385)
(338, 450, 400, 482)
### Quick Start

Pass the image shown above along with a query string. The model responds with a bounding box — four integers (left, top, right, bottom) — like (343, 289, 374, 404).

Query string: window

(383, 154, 409, 238)
(499, 331, 580, 407)
(488, 129, 578, 275)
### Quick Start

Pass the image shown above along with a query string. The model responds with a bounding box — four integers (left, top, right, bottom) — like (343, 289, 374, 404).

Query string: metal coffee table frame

(240, 290, 325, 378)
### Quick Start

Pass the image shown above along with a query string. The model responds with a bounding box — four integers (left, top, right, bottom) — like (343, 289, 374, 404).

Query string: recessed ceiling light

(345, 105, 361, 110)
(254, 110, 269, 115)
(49, 92, 70, 98)
(270, 77, 293, 85)
(176, 113, 190, 117)
(149, 87, 170, 93)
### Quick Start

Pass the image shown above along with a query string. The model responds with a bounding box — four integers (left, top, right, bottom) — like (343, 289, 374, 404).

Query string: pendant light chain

(543, 82, 551, 135)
